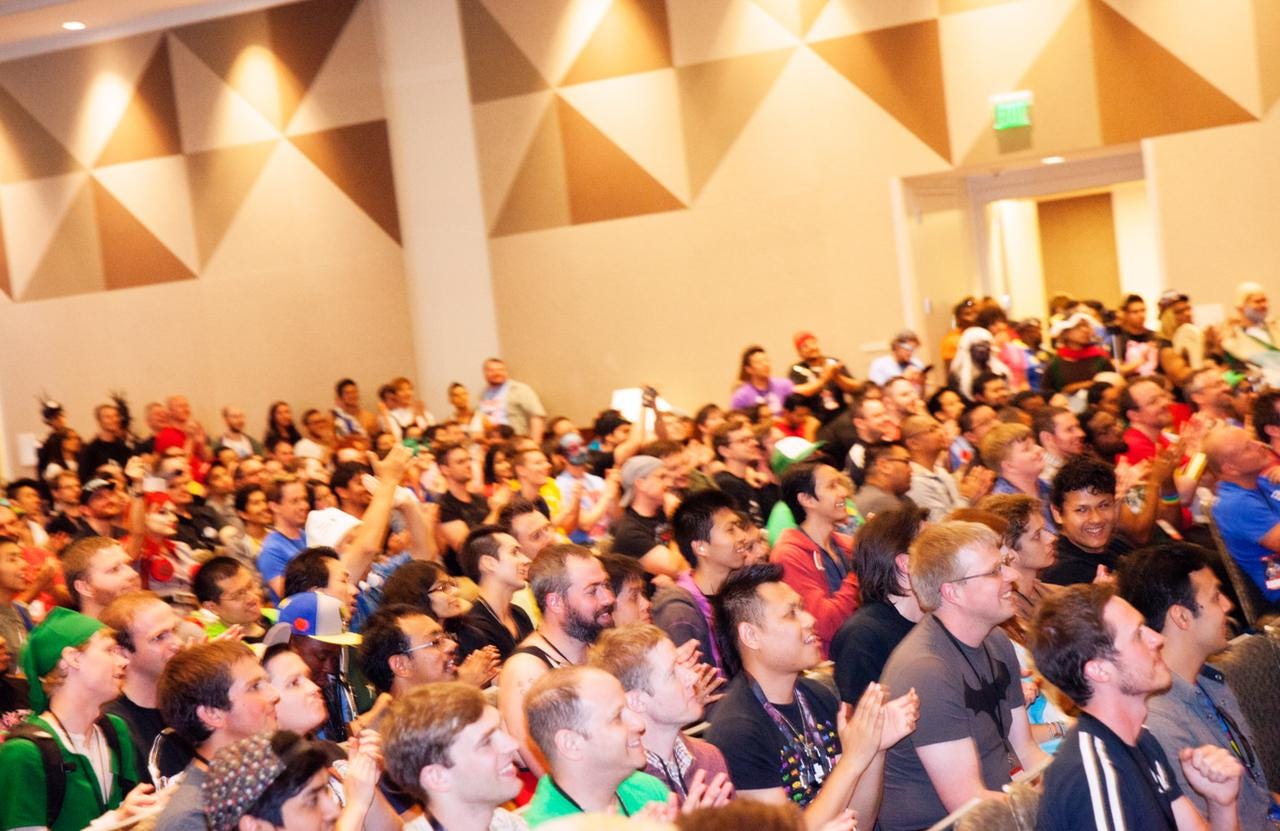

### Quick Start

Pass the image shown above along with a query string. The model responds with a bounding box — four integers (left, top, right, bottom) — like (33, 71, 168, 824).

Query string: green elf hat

(19, 607, 104, 713)
(770, 436, 823, 476)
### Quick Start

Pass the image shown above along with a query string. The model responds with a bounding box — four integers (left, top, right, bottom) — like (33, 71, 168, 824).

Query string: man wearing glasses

(358, 603, 464, 701)
(878, 521, 1049, 831)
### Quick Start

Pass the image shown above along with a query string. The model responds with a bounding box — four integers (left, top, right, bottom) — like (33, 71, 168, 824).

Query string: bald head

(1205, 426, 1266, 479)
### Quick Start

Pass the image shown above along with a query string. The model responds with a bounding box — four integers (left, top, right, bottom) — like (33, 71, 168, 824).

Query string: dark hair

(1028, 583, 1116, 706)
(193, 556, 246, 605)
(715, 563, 785, 673)
(864, 441, 905, 473)
(738, 344, 766, 383)
(1012, 390, 1045, 411)
(854, 506, 928, 604)
(482, 443, 509, 486)
(1032, 406, 1070, 443)
(600, 552, 646, 598)
(331, 461, 372, 494)
(233, 483, 265, 514)
(779, 462, 822, 524)
(1115, 543, 1210, 632)
(282, 547, 340, 599)
(926, 387, 962, 419)
(1086, 382, 1114, 408)
(973, 372, 1003, 399)
(1253, 390, 1280, 444)
(381, 560, 450, 618)
(637, 439, 683, 460)
(158, 641, 255, 744)
(263, 401, 300, 448)
(1122, 293, 1145, 310)
(694, 404, 722, 431)
(498, 496, 542, 531)
(458, 524, 507, 583)
(673, 489, 738, 564)
(975, 306, 1007, 330)
(1050, 455, 1116, 511)
(335, 378, 357, 397)
(433, 441, 467, 466)
(5, 478, 44, 503)
(245, 732, 335, 825)
(45, 513, 78, 538)
(958, 404, 993, 434)
(358, 603, 420, 693)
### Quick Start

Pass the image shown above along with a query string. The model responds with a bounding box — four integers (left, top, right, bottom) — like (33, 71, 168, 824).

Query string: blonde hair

(588, 624, 667, 694)
(980, 423, 1032, 470)
(909, 521, 1000, 612)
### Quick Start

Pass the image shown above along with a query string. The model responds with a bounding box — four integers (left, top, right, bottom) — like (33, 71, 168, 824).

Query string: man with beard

(1030, 584, 1245, 830)
(1116, 544, 1277, 828)
(1033, 406, 1086, 485)
(1185, 368, 1239, 426)
(497, 544, 615, 777)
(830, 394, 895, 488)
(74, 477, 128, 540)
(1083, 407, 1129, 461)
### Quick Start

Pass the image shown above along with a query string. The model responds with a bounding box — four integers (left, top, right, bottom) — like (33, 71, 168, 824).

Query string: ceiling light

(62, 20, 86, 31)
(1041, 155, 1066, 165)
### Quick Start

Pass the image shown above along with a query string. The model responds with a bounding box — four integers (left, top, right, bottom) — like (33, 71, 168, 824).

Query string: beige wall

(1037, 192, 1122, 308)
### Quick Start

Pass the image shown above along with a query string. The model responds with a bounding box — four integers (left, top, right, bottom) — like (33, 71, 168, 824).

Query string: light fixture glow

(62, 20, 86, 30)
(1041, 155, 1066, 165)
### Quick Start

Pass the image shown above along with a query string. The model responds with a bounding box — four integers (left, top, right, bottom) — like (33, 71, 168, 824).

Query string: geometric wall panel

(490, 101, 572, 236)
(93, 178, 196, 291)
(810, 19, 951, 161)
(0, 171, 88, 299)
(20, 179, 104, 301)
(0, 214, 8, 300)
(459, 0, 549, 103)
(286, 0, 388, 134)
(749, 0, 827, 38)
(264, 0, 360, 127)
(289, 121, 401, 243)
(171, 11, 283, 128)
(668, 0, 795, 67)
(1090, 0, 1254, 144)
(561, 0, 673, 85)
(169, 36, 281, 155)
(807, 0, 937, 41)
(186, 140, 279, 267)
(480, 0, 612, 88)
(96, 39, 183, 168)
(93, 154, 199, 273)
(0, 86, 82, 185)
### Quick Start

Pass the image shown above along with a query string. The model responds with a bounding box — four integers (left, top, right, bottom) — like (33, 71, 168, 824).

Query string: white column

(375, 0, 501, 416)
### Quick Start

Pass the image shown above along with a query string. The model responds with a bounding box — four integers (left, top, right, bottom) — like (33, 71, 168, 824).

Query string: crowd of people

(0, 284, 1278, 831)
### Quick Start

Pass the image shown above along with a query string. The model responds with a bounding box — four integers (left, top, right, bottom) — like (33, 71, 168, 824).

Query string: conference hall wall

(0, 0, 415, 468)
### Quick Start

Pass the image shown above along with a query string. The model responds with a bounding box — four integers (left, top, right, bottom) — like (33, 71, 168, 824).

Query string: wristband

(1160, 493, 1181, 505)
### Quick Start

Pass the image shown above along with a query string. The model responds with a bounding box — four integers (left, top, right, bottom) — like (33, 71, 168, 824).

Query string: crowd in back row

(0, 281, 1278, 830)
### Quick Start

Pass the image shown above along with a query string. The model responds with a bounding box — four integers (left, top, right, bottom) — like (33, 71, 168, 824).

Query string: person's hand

(674, 639, 702, 669)
(1179, 745, 1243, 807)
(30, 557, 56, 591)
(839, 681, 886, 767)
(458, 646, 501, 687)
(488, 484, 512, 512)
(343, 729, 383, 814)
(369, 444, 413, 486)
(118, 783, 159, 818)
(349, 693, 393, 734)
(1114, 458, 1148, 499)
(879, 688, 919, 750)
(1093, 564, 1114, 584)
(1264, 464, 1280, 484)
(959, 466, 995, 503)
(681, 769, 734, 811)
(212, 624, 244, 642)
(1148, 443, 1183, 488)
(125, 456, 148, 484)
(1020, 668, 1039, 707)
(692, 663, 726, 708)
(636, 796, 678, 823)
(816, 809, 858, 831)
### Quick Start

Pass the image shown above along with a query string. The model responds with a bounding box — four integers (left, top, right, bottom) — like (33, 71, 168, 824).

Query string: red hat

(793, 331, 817, 351)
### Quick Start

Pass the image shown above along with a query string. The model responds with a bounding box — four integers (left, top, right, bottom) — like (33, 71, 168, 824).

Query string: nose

(800, 610, 816, 629)
(622, 707, 645, 731)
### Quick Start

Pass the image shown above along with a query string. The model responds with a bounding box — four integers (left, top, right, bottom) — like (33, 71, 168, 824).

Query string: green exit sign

(991, 91, 1034, 130)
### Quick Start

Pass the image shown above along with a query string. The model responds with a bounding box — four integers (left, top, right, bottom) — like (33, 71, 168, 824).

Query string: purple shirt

(730, 378, 794, 416)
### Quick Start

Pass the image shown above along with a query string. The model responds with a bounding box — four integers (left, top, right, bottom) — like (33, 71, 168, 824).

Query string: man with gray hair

(878, 521, 1049, 831)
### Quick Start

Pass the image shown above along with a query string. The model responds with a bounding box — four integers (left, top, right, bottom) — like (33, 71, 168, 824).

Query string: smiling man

(879, 521, 1048, 831)
(1030, 583, 1245, 831)
(1042, 456, 1133, 585)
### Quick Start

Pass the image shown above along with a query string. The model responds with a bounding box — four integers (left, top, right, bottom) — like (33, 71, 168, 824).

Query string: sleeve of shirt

(256, 538, 288, 584)
(610, 521, 656, 558)
(705, 708, 785, 791)
(0, 737, 49, 830)
(1142, 701, 1199, 809)
(832, 621, 886, 704)
(772, 543, 859, 651)
(886, 653, 973, 747)
(513, 383, 546, 419)
(651, 594, 709, 654)
(906, 474, 952, 523)
(1213, 492, 1280, 601)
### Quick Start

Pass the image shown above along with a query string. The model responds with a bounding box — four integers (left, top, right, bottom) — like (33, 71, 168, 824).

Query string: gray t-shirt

(878, 614, 1023, 831)
(153, 762, 208, 831)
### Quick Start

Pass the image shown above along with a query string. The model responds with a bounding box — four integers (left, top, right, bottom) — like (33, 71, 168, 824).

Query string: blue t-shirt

(1213, 478, 1280, 602)
(257, 530, 308, 602)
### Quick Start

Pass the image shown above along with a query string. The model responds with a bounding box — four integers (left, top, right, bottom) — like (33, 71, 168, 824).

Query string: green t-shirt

(0, 714, 138, 831)
(523, 771, 670, 827)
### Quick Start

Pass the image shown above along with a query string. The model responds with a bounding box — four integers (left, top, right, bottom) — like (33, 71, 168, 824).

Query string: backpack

(4, 715, 137, 828)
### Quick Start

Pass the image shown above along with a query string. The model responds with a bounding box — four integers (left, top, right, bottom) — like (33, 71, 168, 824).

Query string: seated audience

(901, 415, 992, 521)
(1042, 456, 1132, 585)
(1206, 425, 1280, 603)
(713, 417, 778, 528)
(275, 589, 361, 743)
(610, 455, 688, 576)
(258, 477, 312, 601)
(456, 524, 534, 660)
(850, 442, 913, 519)
(63, 535, 142, 619)
(192, 555, 274, 640)
(600, 552, 653, 626)
(981, 422, 1055, 531)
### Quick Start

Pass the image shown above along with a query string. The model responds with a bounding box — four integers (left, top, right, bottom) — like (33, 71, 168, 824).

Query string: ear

(72, 578, 93, 606)
(1083, 657, 1110, 687)
(893, 552, 911, 578)
(202, 600, 220, 614)
(939, 580, 961, 606)
(1166, 606, 1193, 632)
(389, 653, 412, 680)
(625, 688, 647, 715)
(196, 704, 227, 733)
(797, 490, 818, 510)
(420, 763, 451, 795)
(691, 539, 708, 560)
(240, 816, 269, 831)
(1050, 504, 1064, 525)
(58, 645, 80, 674)
(737, 620, 760, 651)
(554, 728, 585, 761)
(478, 553, 497, 578)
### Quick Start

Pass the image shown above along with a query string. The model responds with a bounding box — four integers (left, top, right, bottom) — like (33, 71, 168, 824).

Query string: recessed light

(62, 20, 86, 31)
(1041, 155, 1066, 165)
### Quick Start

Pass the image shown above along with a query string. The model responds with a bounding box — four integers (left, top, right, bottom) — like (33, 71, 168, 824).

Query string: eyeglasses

(949, 553, 1015, 584)
(428, 580, 458, 594)
(401, 632, 456, 656)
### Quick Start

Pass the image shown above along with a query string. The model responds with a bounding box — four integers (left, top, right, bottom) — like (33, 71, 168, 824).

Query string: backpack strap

(96, 714, 138, 796)
(4, 722, 72, 828)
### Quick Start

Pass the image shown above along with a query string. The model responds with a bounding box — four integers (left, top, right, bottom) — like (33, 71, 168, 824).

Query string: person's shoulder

(796, 675, 838, 711)
(621, 769, 672, 799)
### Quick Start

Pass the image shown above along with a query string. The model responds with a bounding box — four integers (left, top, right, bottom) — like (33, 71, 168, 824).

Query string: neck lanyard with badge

(935, 618, 1019, 775)
(745, 673, 834, 794)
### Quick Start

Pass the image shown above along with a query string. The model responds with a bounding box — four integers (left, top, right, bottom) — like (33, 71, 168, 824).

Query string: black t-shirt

(831, 601, 916, 703)
(713, 471, 778, 528)
(103, 693, 192, 785)
(1038, 713, 1180, 831)
(705, 674, 841, 806)
(789, 360, 852, 423)
(438, 490, 490, 575)
(1040, 533, 1133, 585)
(456, 600, 533, 662)
(176, 504, 224, 553)
(815, 414, 856, 472)
(78, 438, 134, 480)
(610, 508, 671, 558)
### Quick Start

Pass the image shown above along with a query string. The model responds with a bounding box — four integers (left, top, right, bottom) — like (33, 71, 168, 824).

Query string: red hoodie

(771, 527, 860, 658)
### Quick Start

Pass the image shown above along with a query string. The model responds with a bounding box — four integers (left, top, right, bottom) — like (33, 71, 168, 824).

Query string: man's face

(511, 510, 555, 557)
(169, 396, 191, 424)
(306, 412, 334, 440)
(852, 399, 888, 442)
(54, 475, 82, 506)
(440, 448, 473, 486)
(579, 670, 647, 774)
(907, 418, 949, 458)
(640, 638, 702, 727)
(238, 459, 266, 486)
(280, 768, 341, 831)
(1242, 291, 1269, 322)
(338, 474, 371, 511)
(1230, 434, 1274, 478)
(224, 408, 246, 433)
(398, 613, 459, 685)
(75, 630, 129, 703)
(611, 577, 651, 626)
(165, 464, 193, 508)
(516, 451, 551, 487)
(803, 465, 851, 524)
(275, 483, 311, 527)
(82, 545, 142, 607)
(221, 656, 281, 738)
(699, 507, 750, 571)
(11, 485, 43, 517)
(1086, 410, 1127, 458)
(126, 601, 183, 680)
(891, 340, 916, 363)
(483, 360, 508, 386)
(0, 508, 22, 540)
(339, 383, 360, 409)
(722, 426, 761, 464)
(746, 351, 771, 378)
(86, 483, 124, 520)
(1013, 512, 1056, 572)
(1192, 373, 1233, 414)
(323, 559, 358, 618)
(1184, 567, 1233, 656)
(442, 706, 523, 806)
(1003, 438, 1044, 480)
(209, 566, 264, 625)
(884, 379, 920, 417)
(487, 533, 530, 589)
(947, 542, 1016, 626)
(448, 385, 469, 411)
(559, 555, 615, 642)
(239, 490, 273, 527)
(265, 650, 327, 736)
(293, 635, 342, 680)
(1102, 597, 1170, 698)
(1049, 412, 1085, 455)
(979, 378, 1012, 408)
(751, 582, 822, 673)
(1053, 488, 1116, 553)
(635, 467, 673, 504)
(1122, 302, 1147, 331)
(878, 446, 914, 495)
(1128, 381, 1172, 431)
(965, 406, 999, 445)
(98, 406, 121, 433)
(0, 543, 28, 595)
(797, 337, 821, 362)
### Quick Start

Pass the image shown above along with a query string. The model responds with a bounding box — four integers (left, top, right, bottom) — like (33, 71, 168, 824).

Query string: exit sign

(991, 90, 1034, 130)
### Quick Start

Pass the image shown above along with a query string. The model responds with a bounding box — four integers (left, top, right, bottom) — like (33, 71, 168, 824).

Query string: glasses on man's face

(949, 552, 1015, 584)
(401, 632, 456, 656)
(428, 580, 458, 595)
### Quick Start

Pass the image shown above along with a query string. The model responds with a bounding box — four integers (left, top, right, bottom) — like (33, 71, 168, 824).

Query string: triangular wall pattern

(92, 178, 196, 290)
(561, 0, 673, 85)
(96, 39, 183, 168)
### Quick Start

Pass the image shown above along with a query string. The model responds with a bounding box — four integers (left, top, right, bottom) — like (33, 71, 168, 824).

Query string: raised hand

(839, 681, 886, 768)
(1179, 745, 1243, 808)
(458, 646, 501, 687)
(680, 769, 734, 811)
(879, 688, 919, 750)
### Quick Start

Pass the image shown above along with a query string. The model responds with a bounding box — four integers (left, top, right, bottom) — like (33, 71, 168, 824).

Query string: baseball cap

(80, 477, 116, 504)
(1157, 290, 1189, 314)
(793, 331, 817, 351)
(304, 507, 362, 550)
(276, 591, 361, 646)
(619, 455, 663, 508)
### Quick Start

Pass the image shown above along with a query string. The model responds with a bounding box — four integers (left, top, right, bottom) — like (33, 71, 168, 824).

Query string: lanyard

(935, 619, 1010, 751)
(745, 673, 834, 793)
(546, 777, 631, 816)
(674, 572, 723, 671)
(1195, 681, 1259, 778)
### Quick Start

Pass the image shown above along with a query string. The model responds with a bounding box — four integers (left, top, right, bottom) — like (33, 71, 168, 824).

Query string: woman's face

(274, 404, 292, 428)
(937, 391, 964, 422)
(493, 452, 513, 482)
